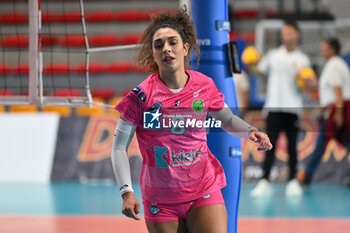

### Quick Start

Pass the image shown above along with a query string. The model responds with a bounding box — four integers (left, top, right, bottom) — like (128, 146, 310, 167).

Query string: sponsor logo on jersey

(143, 109, 161, 129)
(154, 146, 202, 168)
(149, 102, 162, 112)
(171, 148, 202, 167)
(192, 99, 204, 113)
(132, 87, 146, 102)
(203, 194, 211, 199)
(148, 205, 161, 215)
(132, 87, 141, 95)
(119, 184, 129, 191)
(163, 117, 221, 130)
(143, 100, 221, 131)
(138, 92, 146, 102)
(193, 90, 201, 97)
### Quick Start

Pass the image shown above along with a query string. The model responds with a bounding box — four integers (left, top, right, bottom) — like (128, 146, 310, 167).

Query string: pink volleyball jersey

(115, 70, 226, 203)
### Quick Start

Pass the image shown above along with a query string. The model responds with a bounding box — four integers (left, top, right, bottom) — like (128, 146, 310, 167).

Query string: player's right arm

(111, 118, 141, 220)
(210, 104, 272, 151)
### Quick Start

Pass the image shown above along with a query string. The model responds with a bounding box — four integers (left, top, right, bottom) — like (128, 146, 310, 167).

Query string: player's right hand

(121, 192, 141, 220)
(249, 131, 273, 151)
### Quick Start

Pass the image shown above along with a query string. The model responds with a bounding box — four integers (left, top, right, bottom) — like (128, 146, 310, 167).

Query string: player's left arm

(209, 104, 272, 151)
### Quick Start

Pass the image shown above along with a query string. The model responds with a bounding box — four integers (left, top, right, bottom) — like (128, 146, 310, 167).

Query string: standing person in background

(111, 7, 272, 233)
(250, 21, 311, 198)
(298, 38, 350, 186)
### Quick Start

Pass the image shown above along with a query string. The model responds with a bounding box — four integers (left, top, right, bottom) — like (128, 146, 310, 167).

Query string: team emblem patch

(138, 92, 146, 102)
(192, 99, 204, 113)
(149, 102, 162, 112)
(132, 87, 141, 95)
(149, 205, 161, 215)
(132, 87, 146, 102)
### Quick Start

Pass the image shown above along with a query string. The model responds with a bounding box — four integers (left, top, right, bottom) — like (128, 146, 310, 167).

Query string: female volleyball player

(111, 7, 272, 233)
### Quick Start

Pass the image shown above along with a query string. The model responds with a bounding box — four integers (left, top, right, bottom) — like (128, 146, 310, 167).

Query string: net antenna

(0, 0, 138, 107)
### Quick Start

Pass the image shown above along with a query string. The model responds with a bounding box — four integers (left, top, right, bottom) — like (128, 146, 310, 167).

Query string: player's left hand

(249, 131, 273, 151)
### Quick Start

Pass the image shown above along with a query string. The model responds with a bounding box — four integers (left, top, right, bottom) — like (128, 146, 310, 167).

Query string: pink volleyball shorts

(143, 189, 225, 222)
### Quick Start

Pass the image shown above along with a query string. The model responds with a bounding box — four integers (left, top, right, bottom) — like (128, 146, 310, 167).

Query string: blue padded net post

(191, 1, 242, 232)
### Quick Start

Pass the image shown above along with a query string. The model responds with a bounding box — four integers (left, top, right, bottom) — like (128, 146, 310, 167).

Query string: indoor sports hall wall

(0, 111, 349, 184)
(0, 114, 59, 183)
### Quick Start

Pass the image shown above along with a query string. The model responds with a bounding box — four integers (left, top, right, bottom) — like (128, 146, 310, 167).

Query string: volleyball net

(0, 0, 152, 107)
(2, 0, 350, 109)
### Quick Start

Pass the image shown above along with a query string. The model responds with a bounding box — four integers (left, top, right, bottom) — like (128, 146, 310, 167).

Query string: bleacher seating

(229, 31, 256, 44)
(114, 10, 150, 21)
(51, 88, 82, 97)
(5, 62, 142, 75)
(89, 34, 120, 47)
(43, 63, 72, 75)
(91, 88, 115, 101)
(85, 11, 115, 22)
(0, 1, 177, 110)
(42, 11, 56, 23)
(0, 64, 11, 75)
(1, 34, 58, 48)
(0, 89, 15, 96)
(12, 63, 29, 75)
(41, 35, 58, 46)
(232, 9, 259, 19)
(58, 34, 86, 47)
(0, 12, 27, 24)
(0, 9, 179, 24)
(20, 90, 46, 96)
(231, 9, 280, 19)
(106, 62, 140, 73)
(1, 35, 28, 48)
(119, 33, 142, 45)
(56, 11, 81, 23)
(75, 62, 105, 74)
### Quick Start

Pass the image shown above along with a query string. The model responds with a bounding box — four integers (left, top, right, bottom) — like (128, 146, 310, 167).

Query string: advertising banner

(49, 111, 350, 184)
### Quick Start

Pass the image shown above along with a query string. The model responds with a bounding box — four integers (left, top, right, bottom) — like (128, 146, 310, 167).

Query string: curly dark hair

(135, 6, 200, 73)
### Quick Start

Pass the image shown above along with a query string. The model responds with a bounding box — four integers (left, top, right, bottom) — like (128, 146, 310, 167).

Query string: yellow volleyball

(241, 46, 261, 65)
(296, 67, 317, 91)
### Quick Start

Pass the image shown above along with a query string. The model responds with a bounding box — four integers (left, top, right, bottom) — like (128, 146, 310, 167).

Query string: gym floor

(1, 182, 349, 233)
